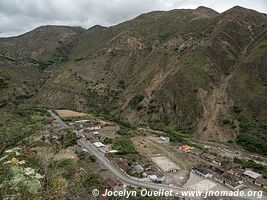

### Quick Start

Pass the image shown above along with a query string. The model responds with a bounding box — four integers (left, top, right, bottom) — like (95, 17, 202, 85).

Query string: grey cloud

(0, 0, 266, 37)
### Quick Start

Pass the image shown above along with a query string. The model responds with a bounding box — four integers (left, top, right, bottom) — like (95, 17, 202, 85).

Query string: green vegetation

(62, 131, 77, 147)
(0, 78, 8, 89)
(0, 69, 10, 89)
(118, 80, 126, 89)
(0, 108, 47, 154)
(236, 134, 267, 155)
(84, 172, 101, 188)
(232, 104, 267, 156)
(0, 112, 45, 155)
(149, 119, 170, 132)
(128, 95, 144, 109)
(0, 148, 43, 199)
(98, 113, 136, 135)
(17, 108, 48, 118)
(169, 131, 189, 143)
(112, 138, 137, 155)
(234, 157, 267, 178)
(180, 51, 210, 87)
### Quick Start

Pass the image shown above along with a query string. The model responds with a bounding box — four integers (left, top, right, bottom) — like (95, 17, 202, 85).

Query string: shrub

(128, 95, 144, 109)
(84, 172, 101, 188)
(112, 138, 137, 155)
(236, 134, 267, 155)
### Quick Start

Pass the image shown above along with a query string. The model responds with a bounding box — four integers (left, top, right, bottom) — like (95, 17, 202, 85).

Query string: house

(103, 177, 122, 191)
(216, 172, 244, 191)
(74, 119, 89, 123)
(192, 165, 212, 178)
(88, 125, 101, 130)
(109, 150, 119, 154)
(179, 145, 192, 152)
(99, 177, 123, 200)
(201, 153, 216, 162)
(142, 172, 148, 178)
(93, 131, 100, 136)
(93, 142, 106, 148)
(148, 175, 165, 183)
(83, 132, 95, 140)
(212, 156, 225, 166)
(190, 148, 203, 156)
(159, 136, 170, 143)
(255, 178, 267, 189)
(114, 158, 130, 173)
(243, 170, 262, 180)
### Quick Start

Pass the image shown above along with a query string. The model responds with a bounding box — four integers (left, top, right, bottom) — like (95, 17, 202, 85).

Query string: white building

(93, 142, 106, 148)
(88, 126, 101, 130)
(243, 170, 262, 180)
(159, 136, 170, 143)
(74, 120, 89, 123)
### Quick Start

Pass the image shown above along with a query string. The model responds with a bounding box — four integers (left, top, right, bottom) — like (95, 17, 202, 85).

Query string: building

(88, 126, 101, 130)
(159, 136, 170, 143)
(179, 145, 192, 152)
(201, 153, 217, 162)
(243, 170, 262, 180)
(109, 150, 119, 154)
(83, 132, 95, 140)
(255, 178, 267, 189)
(99, 177, 123, 200)
(215, 172, 244, 191)
(93, 131, 100, 136)
(148, 175, 165, 183)
(192, 165, 213, 178)
(212, 156, 225, 166)
(190, 148, 203, 156)
(114, 158, 130, 173)
(103, 177, 122, 191)
(74, 119, 89, 123)
(93, 142, 106, 148)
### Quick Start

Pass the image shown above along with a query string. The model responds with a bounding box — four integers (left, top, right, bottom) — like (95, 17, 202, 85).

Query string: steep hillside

(0, 26, 84, 113)
(0, 25, 83, 62)
(0, 6, 266, 151)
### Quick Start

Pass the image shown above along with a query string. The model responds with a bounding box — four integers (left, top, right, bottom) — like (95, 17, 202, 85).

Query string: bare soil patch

(55, 109, 88, 118)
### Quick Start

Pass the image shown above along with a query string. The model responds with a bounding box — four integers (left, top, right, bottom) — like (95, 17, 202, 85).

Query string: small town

(0, 1, 267, 200)
(39, 109, 267, 200)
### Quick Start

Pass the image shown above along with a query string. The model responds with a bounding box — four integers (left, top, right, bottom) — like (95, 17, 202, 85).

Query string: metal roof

(243, 170, 261, 179)
(93, 142, 106, 148)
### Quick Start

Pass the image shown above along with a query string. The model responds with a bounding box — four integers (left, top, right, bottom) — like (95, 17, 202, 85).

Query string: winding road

(77, 138, 187, 195)
(48, 109, 186, 195)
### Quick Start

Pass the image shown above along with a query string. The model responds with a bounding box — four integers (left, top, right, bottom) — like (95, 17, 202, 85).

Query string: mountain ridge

(0, 5, 266, 154)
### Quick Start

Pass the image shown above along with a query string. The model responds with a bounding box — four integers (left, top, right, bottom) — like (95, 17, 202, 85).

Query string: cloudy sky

(0, 0, 266, 37)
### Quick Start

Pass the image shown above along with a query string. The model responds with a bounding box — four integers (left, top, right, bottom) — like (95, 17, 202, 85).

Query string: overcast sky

(0, 0, 266, 37)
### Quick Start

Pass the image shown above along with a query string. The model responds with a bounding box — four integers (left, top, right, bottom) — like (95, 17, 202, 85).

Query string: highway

(47, 110, 186, 194)
(47, 110, 69, 128)
(77, 138, 187, 195)
(48, 110, 262, 199)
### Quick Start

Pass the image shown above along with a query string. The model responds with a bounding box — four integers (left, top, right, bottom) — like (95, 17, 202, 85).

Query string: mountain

(0, 6, 266, 153)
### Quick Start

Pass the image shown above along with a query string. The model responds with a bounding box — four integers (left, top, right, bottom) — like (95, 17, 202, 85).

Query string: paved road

(48, 110, 260, 199)
(47, 110, 69, 128)
(77, 138, 187, 196)
(47, 110, 187, 195)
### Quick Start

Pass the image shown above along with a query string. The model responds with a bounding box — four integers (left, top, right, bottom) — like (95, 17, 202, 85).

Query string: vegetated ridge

(0, 6, 267, 154)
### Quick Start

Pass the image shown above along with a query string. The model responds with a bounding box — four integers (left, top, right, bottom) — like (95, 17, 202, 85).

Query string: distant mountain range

(0, 6, 266, 154)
